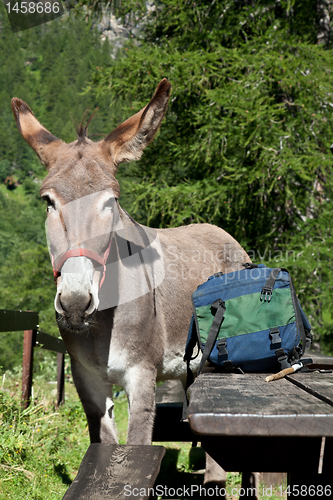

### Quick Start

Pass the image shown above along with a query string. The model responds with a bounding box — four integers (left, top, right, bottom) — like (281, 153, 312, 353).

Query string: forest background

(0, 0, 333, 373)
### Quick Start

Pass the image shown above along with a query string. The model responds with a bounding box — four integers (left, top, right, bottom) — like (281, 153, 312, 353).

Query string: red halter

(51, 239, 112, 289)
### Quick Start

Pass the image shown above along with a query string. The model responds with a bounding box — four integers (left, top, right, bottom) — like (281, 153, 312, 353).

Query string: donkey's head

(12, 79, 171, 330)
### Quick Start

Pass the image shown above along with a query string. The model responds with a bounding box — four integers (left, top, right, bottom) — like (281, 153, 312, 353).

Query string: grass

(0, 369, 286, 500)
(0, 370, 89, 500)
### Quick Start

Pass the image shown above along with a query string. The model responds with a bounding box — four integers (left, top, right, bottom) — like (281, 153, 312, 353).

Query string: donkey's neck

(101, 201, 157, 310)
(117, 202, 141, 230)
(116, 202, 153, 251)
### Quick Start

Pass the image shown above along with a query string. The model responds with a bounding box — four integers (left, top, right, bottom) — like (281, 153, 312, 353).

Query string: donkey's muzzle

(57, 290, 93, 328)
(58, 290, 91, 314)
(54, 256, 100, 328)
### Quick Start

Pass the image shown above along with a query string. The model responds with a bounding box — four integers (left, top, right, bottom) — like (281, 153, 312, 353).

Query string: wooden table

(187, 370, 333, 499)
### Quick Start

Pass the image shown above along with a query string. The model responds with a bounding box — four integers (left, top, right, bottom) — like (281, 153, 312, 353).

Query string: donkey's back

(154, 222, 250, 380)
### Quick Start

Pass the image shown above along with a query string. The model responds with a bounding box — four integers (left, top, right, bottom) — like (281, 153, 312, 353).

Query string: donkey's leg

(71, 359, 118, 444)
(124, 365, 157, 445)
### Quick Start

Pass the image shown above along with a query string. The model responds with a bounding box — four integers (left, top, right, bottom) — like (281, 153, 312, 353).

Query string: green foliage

(0, 2, 119, 184)
(285, 199, 333, 352)
(0, 184, 57, 369)
(0, 6, 122, 370)
(88, 0, 333, 350)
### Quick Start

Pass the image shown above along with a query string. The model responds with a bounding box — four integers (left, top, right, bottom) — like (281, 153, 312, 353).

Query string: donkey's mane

(73, 108, 99, 143)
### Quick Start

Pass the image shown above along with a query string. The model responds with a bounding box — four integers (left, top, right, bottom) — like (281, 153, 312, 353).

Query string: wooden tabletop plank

(187, 373, 333, 438)
(286, 372, 333, 407)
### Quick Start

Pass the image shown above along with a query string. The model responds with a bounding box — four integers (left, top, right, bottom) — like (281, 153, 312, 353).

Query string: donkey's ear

(100, 79, 171, 166)
(11, 98, 62, 168)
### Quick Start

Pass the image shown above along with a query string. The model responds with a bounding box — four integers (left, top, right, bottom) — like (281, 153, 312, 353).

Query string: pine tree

(89, 0, 333, 350)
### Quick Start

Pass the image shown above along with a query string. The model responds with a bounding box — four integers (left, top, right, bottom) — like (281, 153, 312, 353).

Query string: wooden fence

(0, 309, 66, 408)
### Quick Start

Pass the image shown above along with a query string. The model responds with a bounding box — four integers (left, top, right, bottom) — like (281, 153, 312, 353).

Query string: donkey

(12, 79, 250, 480)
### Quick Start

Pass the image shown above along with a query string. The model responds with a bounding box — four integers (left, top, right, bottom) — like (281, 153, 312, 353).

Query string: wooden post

(21, 329, 36, 408)
(57, 352, 65, 407)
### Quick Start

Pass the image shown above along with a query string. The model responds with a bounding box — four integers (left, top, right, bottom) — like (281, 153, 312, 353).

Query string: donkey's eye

(102, 198, 114, 211)
(42, 195, 56, 213)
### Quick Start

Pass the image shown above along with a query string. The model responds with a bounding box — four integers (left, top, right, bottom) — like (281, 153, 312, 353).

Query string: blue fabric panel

(206, 323, 299, 371)
(193, 267, 291, 308)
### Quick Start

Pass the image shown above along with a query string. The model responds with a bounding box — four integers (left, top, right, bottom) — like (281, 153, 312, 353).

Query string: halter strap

(51, 239, 112, 290)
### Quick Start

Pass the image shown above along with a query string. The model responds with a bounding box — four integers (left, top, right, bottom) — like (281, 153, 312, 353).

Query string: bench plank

(63, 444, 165, 500)
(155, 379, 185, 404)
(187, 373, 333, 437)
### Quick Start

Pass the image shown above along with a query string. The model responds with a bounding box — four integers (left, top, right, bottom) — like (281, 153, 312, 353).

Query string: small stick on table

(265, 362, 303, 382)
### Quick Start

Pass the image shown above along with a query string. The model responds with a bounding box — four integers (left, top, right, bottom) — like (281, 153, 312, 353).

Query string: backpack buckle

(217, 338, 228, 360)
(269, 327, 282, 349)
(261, 286, 273, 302)
(211, 299, 225, 314)
(242, 263, 259, 269)
(275, 348, 290, 370)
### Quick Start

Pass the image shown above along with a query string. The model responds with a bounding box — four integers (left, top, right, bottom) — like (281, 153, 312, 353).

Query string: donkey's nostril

(85, 294, 92, 313)
(58, 293, 68, 313)
(55, 292, 65, 315)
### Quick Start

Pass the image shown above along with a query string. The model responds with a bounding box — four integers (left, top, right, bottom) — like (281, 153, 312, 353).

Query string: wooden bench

(62, 444, 165, 500)
(62, 382, 189, 500)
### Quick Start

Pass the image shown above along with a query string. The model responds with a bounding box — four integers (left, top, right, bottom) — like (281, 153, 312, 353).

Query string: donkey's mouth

(56, 310, 96, 333)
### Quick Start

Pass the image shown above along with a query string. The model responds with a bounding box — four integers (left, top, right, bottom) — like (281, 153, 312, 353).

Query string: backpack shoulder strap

(182, 299, 226, 420)
(197, 299, 226, 376)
